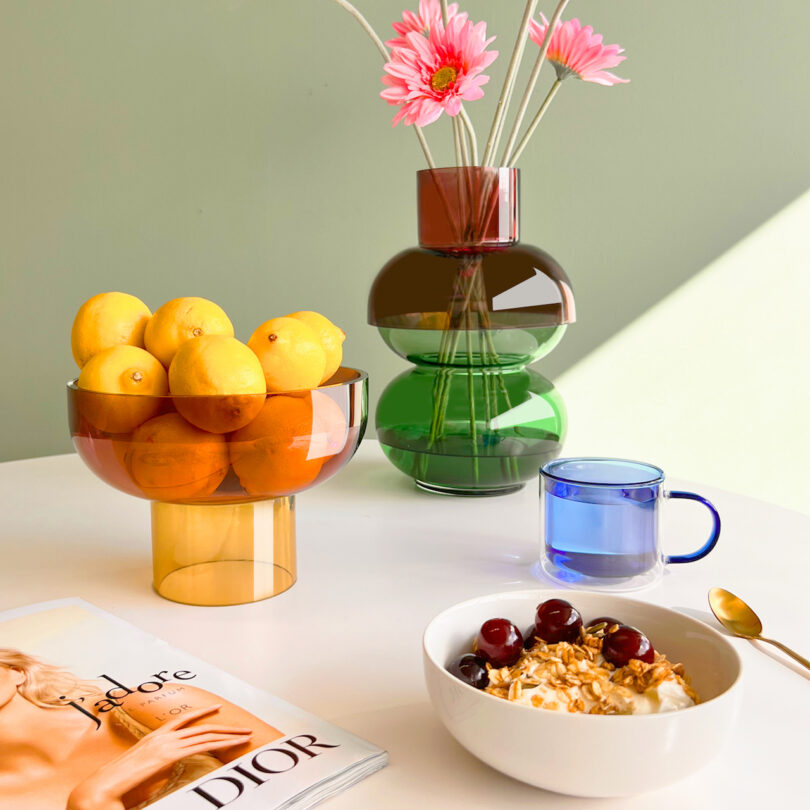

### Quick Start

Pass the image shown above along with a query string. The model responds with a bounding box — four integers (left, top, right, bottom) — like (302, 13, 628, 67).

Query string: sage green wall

(2, 0, 809, 461)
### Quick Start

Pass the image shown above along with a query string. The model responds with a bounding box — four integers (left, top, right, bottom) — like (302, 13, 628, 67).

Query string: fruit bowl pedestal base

(151, 498, 296, 606)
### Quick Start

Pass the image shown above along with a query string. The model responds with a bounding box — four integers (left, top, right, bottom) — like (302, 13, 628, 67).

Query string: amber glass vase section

(369, 167, 575, 496)
(67, 369, 367, 605)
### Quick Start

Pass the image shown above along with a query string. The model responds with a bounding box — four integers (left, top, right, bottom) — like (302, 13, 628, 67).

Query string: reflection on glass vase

(369, 166, 575, 496)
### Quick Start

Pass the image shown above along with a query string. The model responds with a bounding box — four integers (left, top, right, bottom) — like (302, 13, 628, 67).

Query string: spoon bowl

(708, 587, 763, 637)
(708, 587, 810, 671)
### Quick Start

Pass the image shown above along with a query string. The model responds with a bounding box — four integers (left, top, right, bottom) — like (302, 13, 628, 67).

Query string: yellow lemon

(71, 292, 152, 368)
(144, 297, 234, 368)
(76, 345, 168, 433)
(286, 310, 346, 384)
(168, 335, 266, 433)
(78, 345, 168, 396)
(248, 317, 326, 392)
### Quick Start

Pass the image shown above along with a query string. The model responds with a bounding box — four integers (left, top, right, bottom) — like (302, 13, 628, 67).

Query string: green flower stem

(428, 261, 519, 484)
(479, 330, 493, 430)
(451, 117, 464, 167)
(458, 107, 479, 165)
(439, 2, 470, 167)
(509, 79, 563, 166)
(331, 0, 436, 168)
(465, 310, 479, 481)
(482, 0, 540, 166)
(440, 0, 450, 25)
(499, 0, 570, 166)
(474, 269, 520, 481)
(429, 265, 474, 447)
(427, 257, 523, 487)
(414, 120, 437, 169)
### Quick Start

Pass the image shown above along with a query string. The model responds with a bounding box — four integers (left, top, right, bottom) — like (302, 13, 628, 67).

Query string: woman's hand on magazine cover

(66, 705, 252, 810)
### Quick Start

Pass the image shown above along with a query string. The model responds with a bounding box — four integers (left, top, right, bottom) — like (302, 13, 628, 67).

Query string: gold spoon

(708, 587, 810, 671)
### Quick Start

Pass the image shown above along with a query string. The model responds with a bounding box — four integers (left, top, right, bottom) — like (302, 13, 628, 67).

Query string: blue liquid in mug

(542, 460, 664, 580)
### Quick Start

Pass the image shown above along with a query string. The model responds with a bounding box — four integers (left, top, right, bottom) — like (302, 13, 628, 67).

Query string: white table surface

(1, 440, 809, 807)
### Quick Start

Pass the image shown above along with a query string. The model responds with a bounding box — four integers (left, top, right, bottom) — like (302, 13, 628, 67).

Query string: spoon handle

(759, 636, 810, 672)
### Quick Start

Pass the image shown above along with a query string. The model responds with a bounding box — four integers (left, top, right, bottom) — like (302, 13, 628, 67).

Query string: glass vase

(369, 167, 575, 496)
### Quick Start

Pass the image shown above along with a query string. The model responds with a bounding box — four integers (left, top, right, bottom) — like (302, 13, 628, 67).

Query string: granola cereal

(447, 600, 699, 715)
(484, 626, 698, 715)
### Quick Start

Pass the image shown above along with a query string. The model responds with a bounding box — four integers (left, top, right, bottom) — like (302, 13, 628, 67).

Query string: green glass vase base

(379, 424, 562, 496)
(376, 365, 567, 496)
(415, 480, 525, 497)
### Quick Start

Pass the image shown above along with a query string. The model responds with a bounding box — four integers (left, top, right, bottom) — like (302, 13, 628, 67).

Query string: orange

(247, 317, 326, 392)
(127, 413, 229, 501)
(76, 345, 168, 433)
(286, 311, 345, 384)
(168, 335, 266, 433)
(229, 395, 325, 496)
(71, 292, 152, 368)
(144, 297, 234, 368)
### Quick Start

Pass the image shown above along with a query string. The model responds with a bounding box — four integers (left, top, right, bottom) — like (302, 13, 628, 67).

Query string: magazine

(0, 598, 387, 809)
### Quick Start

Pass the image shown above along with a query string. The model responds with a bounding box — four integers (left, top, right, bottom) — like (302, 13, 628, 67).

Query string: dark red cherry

(447, 654, 489, 689)
(523, 626, 539, 650)
(534, 599, 583, 643)
(476, 618, 523, 667)
(586, 616, 622, 632)
(602, 625, 655, 667)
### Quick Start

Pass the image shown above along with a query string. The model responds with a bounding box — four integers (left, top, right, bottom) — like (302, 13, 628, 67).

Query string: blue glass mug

(539, 458, 721, 591)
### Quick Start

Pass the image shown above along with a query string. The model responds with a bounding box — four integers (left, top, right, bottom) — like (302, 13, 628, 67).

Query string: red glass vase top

(418, 166, 518, 251)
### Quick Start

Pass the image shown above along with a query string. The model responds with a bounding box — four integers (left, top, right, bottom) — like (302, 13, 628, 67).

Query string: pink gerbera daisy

(386, 0, 464, 51)
(528, 15, 628, 86)
(381, 15, 498, 127)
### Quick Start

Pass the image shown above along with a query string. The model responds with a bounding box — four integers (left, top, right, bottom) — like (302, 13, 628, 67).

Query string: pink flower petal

(380, 8, 498, 126)
(460, 85, 485, 102)
(529, 15, 628, 86)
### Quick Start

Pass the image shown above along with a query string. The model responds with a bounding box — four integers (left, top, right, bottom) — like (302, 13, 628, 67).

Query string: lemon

(71, 292, 152, 368)
(169, 335, 265, 397)
(78, 345, 168, 396)
(248, 317, 326, 392)
(144, 297, 234, 368)
(286, 310, 345, 384)
(76, 345, 168, 433)
(168, 335, 266, 433)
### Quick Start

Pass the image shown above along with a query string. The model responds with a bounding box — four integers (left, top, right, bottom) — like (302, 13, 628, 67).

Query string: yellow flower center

(431, 66, 458, 92)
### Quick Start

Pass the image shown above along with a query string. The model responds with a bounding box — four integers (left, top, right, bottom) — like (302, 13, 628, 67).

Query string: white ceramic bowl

(423, 589, 742, 798)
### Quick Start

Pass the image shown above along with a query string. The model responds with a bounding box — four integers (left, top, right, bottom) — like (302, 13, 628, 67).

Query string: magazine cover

(0, 599, 387, 810)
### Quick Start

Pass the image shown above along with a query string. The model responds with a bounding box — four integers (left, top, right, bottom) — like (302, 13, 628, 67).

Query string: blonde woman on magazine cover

(0, 649, 284, 810)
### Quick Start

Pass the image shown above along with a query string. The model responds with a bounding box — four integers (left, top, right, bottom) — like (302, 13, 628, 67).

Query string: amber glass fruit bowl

(67, 368, 368, 606)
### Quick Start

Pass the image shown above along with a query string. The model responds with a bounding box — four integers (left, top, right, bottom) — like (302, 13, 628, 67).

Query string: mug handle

(664, 491, 721, 564)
